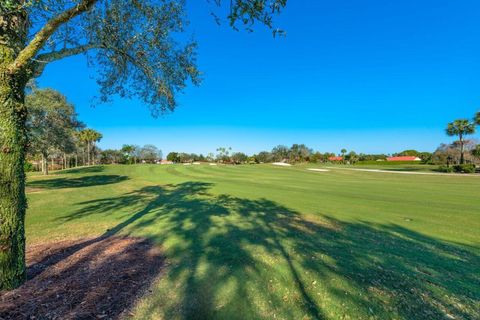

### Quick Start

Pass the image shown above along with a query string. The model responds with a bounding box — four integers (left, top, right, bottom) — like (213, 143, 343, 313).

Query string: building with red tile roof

(386, 156, 421, 162)
(328, 156, 344, 161)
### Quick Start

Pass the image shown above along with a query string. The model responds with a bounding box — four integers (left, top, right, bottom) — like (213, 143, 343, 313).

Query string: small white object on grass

(307, 168, 330, 172)
(272, 162, 292, 167)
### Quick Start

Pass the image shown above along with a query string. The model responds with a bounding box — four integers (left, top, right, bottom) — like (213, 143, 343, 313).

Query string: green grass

(329, 162, 441, 172)
(26, 164, 480, 319)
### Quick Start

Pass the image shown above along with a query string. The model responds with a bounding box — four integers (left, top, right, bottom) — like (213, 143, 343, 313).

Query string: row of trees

(23, 94, 480, 171)
(25, 89, 168, 171)
(100, 145, 162, 164)
(91, 112, 480, 168)
(251, 145, 387, 165)
(26, 88, 103, 175)
(162, 145, 427, 165)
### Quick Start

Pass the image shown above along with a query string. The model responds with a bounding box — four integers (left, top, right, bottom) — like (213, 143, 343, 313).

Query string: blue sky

(38, 0, 480, 155)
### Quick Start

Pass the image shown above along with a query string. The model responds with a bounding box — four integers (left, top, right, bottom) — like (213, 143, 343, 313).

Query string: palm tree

(79, 129, 103, 165)
(341, 149, 347, 164)
(475, 111, 480, 126)
(446, 120, 476, 164)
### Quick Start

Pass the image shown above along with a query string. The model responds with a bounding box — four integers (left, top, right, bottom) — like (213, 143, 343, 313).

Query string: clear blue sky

(38, 0, 480, 155)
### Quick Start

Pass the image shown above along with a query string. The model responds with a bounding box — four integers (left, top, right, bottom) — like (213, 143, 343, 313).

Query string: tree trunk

(92, 142, 96, 165)
(0, 9, 29, 289)
(75, 153, 78, 167)
(87, 142, 91, 166)
(41, 153, 49, 175)
(460, 135, 465, 165)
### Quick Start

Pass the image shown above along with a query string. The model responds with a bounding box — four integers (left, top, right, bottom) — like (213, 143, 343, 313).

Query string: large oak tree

(0, 0, 287, 289)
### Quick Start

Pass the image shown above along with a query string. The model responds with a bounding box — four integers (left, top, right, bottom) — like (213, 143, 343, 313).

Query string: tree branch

(36, 44, 97, 63)
(8, 0, 98, 74)
(31, 43, 98, 78)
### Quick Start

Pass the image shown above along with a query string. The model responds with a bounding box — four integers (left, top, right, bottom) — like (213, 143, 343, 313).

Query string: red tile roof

(328, 156, 343, 161)
(387, 156, 420, 161)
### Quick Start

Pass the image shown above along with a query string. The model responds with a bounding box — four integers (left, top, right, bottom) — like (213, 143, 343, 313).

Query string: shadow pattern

(27, 174, 128, 189)
(55, 182, 479, 320)
(59, 166, 106, 175)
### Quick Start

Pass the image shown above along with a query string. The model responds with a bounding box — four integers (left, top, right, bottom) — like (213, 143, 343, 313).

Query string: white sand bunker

(209, 163, 217, 166)
(183, 163, 191, 166)
(193, 162, 201, 165)
(307, 168, 330, 172)
(272, 162, 292, 166)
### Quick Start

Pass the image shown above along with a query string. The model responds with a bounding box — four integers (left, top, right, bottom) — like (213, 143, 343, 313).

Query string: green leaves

(445, 119, 476, 137)
(15, 0, 287, 116)
(26, 88, 82, 156)
(78, 129, 102, 144)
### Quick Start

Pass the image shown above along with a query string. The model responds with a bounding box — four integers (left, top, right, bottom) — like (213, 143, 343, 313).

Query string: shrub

(453, 164, 476, 173)
(437, 165, 454, 173)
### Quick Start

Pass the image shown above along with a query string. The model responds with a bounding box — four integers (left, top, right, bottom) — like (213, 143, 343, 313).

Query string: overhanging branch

(8, 0, 98, 74)
(31, 43, 99, 78)
(36, 44, 98, 63)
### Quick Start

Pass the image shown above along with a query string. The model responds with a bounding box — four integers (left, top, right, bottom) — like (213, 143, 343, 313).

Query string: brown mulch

(0, 236, 165, 320)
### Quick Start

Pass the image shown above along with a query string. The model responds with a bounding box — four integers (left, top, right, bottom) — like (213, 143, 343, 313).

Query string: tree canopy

(2, 0, 287, 115)
(139, 144, 162, 163)
(446, 119, 476, 164)
(26, 88, 83, 173)
(446, 119, 476, 138)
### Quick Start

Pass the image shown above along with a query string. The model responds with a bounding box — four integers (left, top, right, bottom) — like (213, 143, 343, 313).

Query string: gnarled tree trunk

(0, 10, 29, 289)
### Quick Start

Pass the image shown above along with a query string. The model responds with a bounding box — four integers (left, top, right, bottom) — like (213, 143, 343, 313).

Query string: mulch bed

(0, 236, 164, 320)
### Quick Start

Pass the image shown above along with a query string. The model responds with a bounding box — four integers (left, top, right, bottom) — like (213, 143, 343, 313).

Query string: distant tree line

(163, 145, 432, 165)
(100, 145, 163, 165)
(27, 88, 478, 172)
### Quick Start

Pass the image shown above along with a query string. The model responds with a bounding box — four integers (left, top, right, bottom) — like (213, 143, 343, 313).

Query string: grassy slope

(26, 164, 480, 320)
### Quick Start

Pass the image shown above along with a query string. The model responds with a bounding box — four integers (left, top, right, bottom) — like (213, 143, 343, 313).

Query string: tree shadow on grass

(59, 166, 106, 175)
(27, 174, 129, 189)
(57, 182, 479, 319)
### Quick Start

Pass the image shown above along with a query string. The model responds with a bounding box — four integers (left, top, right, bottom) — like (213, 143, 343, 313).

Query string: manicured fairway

(26, 164, 480, 319)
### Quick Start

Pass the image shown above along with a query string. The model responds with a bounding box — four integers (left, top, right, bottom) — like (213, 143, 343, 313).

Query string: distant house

(328, 156, 343, 161)
(386, 156, 421, 162)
